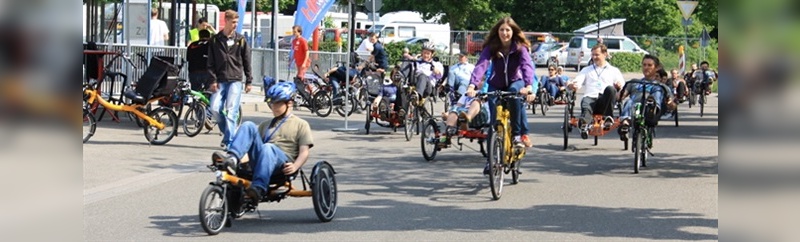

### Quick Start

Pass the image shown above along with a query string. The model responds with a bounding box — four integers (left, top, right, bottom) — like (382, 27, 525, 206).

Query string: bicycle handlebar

(619, 80, 670, 99)
(476, 90, 525, 100)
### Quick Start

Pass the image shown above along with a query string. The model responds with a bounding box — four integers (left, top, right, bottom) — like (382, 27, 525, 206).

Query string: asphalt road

(83, 69, 718, 241)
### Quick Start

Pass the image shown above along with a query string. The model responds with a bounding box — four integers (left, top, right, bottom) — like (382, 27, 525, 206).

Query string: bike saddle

(123, 89, 147, 104)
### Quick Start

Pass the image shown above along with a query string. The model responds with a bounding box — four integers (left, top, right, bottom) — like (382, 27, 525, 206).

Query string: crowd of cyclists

(187, 14, 717, 201)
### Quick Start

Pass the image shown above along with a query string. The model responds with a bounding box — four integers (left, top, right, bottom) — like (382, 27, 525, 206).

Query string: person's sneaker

(211, 151, 238, 175)
(483, 163, 490, 175)
(603, 116, 614, 130)
(618, 119, 630, 140)
(204, 119, 214, 131)
(513, 135, 524, 148)
(521, 134, 533, 148)
(580, 124, 590, 140)
(245, 186, 265, 205)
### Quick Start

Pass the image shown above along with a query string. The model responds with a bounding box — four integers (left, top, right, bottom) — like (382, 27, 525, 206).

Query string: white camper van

(366, 11, 450, 49)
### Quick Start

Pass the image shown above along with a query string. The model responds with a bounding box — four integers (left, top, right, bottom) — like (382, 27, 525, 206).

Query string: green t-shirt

(257, 115, 314, 161)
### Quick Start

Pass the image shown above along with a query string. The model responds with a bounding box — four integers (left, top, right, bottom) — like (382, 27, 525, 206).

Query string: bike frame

(83, 87, 166, 129)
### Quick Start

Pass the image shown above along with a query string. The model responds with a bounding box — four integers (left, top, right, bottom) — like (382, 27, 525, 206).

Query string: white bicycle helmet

(421, 42, 436, 52)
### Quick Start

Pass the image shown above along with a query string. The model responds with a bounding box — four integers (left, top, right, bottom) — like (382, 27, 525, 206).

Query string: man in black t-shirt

(186, 30, 212, 91)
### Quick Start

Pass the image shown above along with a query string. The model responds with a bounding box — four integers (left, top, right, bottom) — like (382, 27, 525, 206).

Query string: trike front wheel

(199, 185, 228, 235)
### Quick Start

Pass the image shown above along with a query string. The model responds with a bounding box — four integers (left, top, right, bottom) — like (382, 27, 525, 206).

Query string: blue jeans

(621, 91, 664, 120)
(227, 121, 290, 191)
(210, 81, 243, 145)
(487, 81, 529, 136)
(330, 77, 341, 96)
(543, 82, 560, 98)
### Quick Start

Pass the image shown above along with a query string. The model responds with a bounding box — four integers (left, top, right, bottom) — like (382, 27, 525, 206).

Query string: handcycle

(363, 70, 407, 135)
(310, 60, 359, 117)
(561, 89, 627, 150)
(199, 160, 337, 235)
(396, 59, 439, 141)
(82, 55, 183, 145)
(480, 90, 527, 200)
(293, 73, 332, 117)
(690, 79, 713, 117)
(529, 83, 569, 116)
(419, 97, 489, 162)
(619, 80, 671, 173)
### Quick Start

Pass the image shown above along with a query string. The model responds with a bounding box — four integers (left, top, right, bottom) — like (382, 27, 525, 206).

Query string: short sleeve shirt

(258, 115, 314, 161)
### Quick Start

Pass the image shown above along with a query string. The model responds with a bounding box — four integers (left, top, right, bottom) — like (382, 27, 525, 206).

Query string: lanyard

(262, 114, 292, 143)
(593, 64, 608, 81)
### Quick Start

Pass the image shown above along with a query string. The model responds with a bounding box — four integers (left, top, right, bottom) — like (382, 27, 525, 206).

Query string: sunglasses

(268, 100, 289, 106)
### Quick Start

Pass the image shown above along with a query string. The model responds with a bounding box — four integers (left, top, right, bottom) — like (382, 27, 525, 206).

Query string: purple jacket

(469, 42, 535, 89)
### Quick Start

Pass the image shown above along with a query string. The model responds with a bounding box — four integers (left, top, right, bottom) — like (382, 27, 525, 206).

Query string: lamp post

(597, 0, 602, 37)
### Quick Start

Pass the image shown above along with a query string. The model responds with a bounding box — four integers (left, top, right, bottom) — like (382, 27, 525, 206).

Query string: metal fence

(85, 43, 349, 99)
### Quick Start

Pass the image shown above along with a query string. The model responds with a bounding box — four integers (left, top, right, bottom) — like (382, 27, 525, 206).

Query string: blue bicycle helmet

(266, 81, 296, 103)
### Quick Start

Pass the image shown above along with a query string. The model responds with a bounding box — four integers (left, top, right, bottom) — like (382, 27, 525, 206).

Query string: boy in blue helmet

(211, 81, 314, 203)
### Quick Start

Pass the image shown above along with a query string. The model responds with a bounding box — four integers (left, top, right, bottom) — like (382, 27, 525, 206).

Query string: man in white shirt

(356, 35, 373, 55)
(414, 42, 444, 100)
(149, 8, 169, 46)
(567, 43, 625, 139)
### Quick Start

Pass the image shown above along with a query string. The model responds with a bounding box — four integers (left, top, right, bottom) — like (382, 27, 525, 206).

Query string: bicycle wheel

(632, 127, 642, 174)
(539, 92, 548, 116)
(511, 159, 520, 185)
(182, 102, 205, 137)
(313, 91, 333, 117)
(404, 106, 416, 141)
(199, 185, 228, 235)
(143, 107, 178, 145)
(421, 119, 439, 161)
(674, 108, 679, 127)
(364, 108, 372, 134)
(335, 95, 356, 117)
(357, 87, 369, 111)
(487, 127, 505, 200)
(562, 104, 570, 150)
(700, 93, 706, 117)
(83, 108, 96, 143)
(312, 162, 338, 222)
(130, 104, 152, 128)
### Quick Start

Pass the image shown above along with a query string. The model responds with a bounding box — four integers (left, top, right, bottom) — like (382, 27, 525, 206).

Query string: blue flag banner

(288, 0, 336, 67)
(236, 0, 247, 33)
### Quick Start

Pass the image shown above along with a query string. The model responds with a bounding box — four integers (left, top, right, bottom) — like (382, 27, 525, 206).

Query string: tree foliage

(376, 0, 717, 37)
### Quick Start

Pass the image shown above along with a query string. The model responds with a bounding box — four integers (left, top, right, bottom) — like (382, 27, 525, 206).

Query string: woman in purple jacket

(465, 16, 536, 148)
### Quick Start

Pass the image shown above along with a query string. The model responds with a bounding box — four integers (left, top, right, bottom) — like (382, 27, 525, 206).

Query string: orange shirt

(292, 36, 309, 66)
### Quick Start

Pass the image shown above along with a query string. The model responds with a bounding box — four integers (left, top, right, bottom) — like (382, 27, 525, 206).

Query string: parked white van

(565, 35, 648, 71)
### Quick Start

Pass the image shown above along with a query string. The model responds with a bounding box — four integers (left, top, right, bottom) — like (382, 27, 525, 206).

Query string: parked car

(533, 42, 568, 67)
(565, 35, 649, 71)
(403, 37, 460, 55)
(278, 35, 294, 49)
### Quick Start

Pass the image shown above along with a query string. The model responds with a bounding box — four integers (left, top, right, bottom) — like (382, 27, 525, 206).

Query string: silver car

(533, 42, 568, 67)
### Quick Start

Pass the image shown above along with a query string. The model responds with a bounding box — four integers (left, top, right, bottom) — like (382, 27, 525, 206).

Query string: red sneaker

(521, 134, 533, 148)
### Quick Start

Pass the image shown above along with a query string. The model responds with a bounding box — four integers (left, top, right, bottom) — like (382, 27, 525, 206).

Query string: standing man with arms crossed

(208, 10, 253, 148)
(566, 43, 625, 139)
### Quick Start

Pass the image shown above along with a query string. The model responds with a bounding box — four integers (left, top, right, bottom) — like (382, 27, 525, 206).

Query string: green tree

(379, 0, 507, 30)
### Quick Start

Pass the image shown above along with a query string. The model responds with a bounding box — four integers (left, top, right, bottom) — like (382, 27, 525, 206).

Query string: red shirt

(292, 36, 309, 66)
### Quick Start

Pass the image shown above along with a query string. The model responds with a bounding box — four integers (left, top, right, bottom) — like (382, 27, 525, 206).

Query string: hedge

(608, 52, 646, 73)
